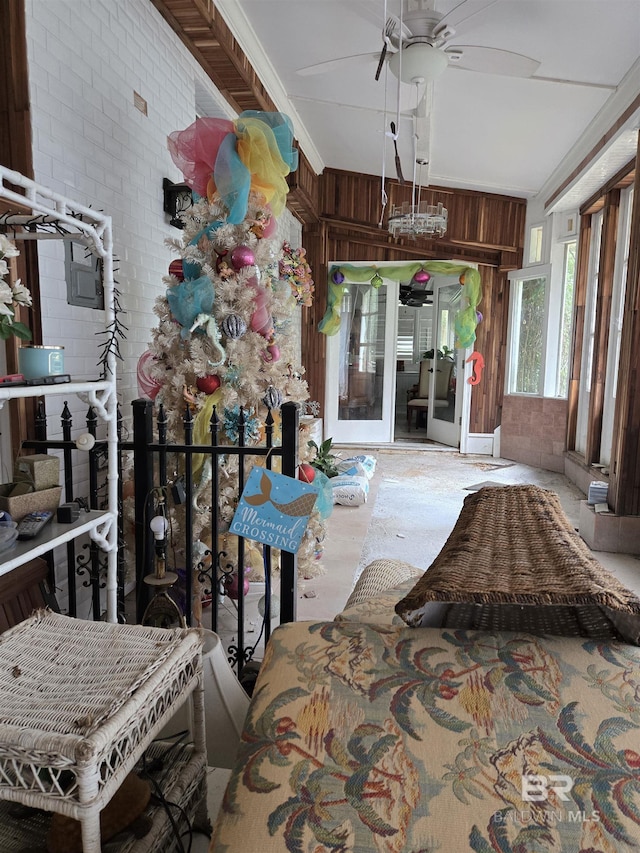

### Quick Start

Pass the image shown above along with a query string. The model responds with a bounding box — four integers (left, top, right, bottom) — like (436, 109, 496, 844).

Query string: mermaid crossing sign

(229, 467, 318, 553)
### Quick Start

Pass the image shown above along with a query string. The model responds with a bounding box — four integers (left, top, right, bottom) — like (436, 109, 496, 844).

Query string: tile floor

(191, 445, 640, 851)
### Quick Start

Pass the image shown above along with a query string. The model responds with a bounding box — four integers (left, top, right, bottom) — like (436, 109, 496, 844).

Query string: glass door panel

(427, 281, 461, 447)
(325, 281, 398, 443)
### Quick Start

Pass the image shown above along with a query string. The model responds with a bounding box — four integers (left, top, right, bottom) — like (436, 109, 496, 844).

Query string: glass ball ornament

(230, 245, 255, 270)
(331, 269, 345, 285)
(413, 270, 431, 284)
(258, 594, 280, 619)
(262, 385, 282, 409)
(196, 374, 221, 394)
(221, 313, 247, 339)
(225, 567, 250, 600)
(371, 273, 383, 289)
(476, 311, 483, 324)
(168, 259, 184, 281)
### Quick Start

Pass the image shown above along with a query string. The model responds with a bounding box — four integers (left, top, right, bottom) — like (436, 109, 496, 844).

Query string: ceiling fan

(297, 0, 541, 84)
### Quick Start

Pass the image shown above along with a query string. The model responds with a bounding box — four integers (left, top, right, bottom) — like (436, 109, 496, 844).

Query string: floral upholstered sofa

(210, 486, 640, 852)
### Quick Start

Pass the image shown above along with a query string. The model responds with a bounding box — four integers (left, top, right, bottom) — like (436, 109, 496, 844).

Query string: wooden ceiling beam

(150, 0, 277, 114)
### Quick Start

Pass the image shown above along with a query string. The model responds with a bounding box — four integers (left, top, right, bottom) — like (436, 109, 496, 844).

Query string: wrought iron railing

(17, 397, 300, 673)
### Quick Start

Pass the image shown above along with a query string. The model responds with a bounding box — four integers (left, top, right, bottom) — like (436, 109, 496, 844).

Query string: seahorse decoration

(466, 351, 485, 385)
(244, 471, 317, 517)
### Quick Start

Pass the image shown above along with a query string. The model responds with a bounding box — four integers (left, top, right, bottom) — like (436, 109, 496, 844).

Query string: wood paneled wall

(1, 0, 41, 451)
(298, 167, 526, 433)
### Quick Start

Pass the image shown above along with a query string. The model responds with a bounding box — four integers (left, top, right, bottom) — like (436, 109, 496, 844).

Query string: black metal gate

(20, 397, 300, 672)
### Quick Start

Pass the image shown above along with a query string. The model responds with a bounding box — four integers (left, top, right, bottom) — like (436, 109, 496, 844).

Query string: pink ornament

(226, 566, 250, 600)
(136, 350, 162, 401)
(251, 308, 273, 337)
(413, 270, 431, 283)
(263, 344, 281, 362)
(196, 375, 221, 394)
(231, 245, 255, 270)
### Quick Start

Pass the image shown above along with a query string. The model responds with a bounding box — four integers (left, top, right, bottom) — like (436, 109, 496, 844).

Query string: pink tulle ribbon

(167, 118, 235, 198)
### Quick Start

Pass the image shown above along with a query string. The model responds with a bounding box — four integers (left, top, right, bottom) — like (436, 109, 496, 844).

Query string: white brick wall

(24, 0, 303, 436)
(7, 0, 305, 614)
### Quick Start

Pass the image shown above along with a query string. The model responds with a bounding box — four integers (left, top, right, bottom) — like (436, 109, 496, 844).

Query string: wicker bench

(0, 610, 208, 852)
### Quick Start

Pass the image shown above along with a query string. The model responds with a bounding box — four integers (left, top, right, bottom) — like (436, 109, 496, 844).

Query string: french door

(426, 281, 463, 447)
(324, 279, 398, 443)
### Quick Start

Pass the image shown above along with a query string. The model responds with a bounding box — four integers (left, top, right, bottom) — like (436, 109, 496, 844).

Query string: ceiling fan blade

(437, 0, 501, 30)
(446, 46, 541, 78)
(296, 52, 378, 77)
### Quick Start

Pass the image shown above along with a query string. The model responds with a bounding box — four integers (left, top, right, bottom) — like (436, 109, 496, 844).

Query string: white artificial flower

(0, 259, 8, 277)
(0, 235, 19, 258)
(12, 279, 32, 307)
(0, 281, 14, 314)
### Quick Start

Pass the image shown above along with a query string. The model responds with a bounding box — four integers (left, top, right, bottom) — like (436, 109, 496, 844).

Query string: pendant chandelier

(388, 199, 448, 238)
(387, 131, 448, 239)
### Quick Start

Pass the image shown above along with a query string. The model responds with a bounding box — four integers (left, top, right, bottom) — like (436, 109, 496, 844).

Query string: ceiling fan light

(389, 43, 449, 84)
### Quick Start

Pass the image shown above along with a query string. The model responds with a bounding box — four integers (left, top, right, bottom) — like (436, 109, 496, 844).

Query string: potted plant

(307, 438, 340, 479)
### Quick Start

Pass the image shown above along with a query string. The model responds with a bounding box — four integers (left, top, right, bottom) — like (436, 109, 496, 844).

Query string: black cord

(139, 731, 196, 853)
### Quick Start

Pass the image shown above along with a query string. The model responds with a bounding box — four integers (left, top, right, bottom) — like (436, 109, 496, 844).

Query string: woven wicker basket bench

(394, 484, 640, 640)
(0, 610, 208, 852)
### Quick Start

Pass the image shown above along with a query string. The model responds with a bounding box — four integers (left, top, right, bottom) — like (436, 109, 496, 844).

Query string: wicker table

(0, 610, 208, 852)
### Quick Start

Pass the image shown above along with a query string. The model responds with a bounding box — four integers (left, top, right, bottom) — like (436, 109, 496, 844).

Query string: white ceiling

(216, 0, 640, 201)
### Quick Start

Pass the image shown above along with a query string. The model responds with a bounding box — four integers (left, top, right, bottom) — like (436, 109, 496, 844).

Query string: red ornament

(297, 463, 316, 484)
(196, 375, 221, 394)
(169, 259, 184, 281)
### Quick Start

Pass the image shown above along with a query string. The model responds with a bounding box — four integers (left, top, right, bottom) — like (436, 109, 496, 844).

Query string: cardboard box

(0, 483, 62, 523)
(14, 454, 60, 492)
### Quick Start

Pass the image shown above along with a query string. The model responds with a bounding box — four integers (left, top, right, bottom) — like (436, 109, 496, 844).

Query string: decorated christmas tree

(137, 112, 326, 618)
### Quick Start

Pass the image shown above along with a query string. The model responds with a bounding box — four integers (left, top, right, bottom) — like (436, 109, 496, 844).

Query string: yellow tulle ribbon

(236, 117, 291, 218)
(192, 389, 223, 482)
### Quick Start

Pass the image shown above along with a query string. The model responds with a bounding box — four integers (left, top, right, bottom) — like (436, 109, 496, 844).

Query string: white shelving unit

(0, 166, 118, 621)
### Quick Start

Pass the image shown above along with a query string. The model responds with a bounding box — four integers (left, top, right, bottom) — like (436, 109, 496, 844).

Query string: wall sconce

(162, 178, 193, 229)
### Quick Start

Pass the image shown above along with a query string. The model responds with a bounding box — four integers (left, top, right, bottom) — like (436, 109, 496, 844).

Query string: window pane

(513, 276, 546, 393)
(528, 225, 544, 264)
(556, 241, 576, 397)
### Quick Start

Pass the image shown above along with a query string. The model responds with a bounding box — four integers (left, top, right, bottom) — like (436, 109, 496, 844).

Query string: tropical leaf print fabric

(210, 621, 640, 853)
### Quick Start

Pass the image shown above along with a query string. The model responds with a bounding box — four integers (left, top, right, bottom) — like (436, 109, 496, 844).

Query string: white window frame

(527, 223, 546, 265)
(553, 240, 577, 399)
(600, 185, 634, 465)
(506, 264, 552, 396)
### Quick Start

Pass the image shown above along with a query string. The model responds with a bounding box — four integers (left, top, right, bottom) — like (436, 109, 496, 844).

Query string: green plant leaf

(11, 322, 32, 341)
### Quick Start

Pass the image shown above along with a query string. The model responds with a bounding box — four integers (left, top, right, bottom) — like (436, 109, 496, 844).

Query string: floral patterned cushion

(211, 620, 640, 852)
